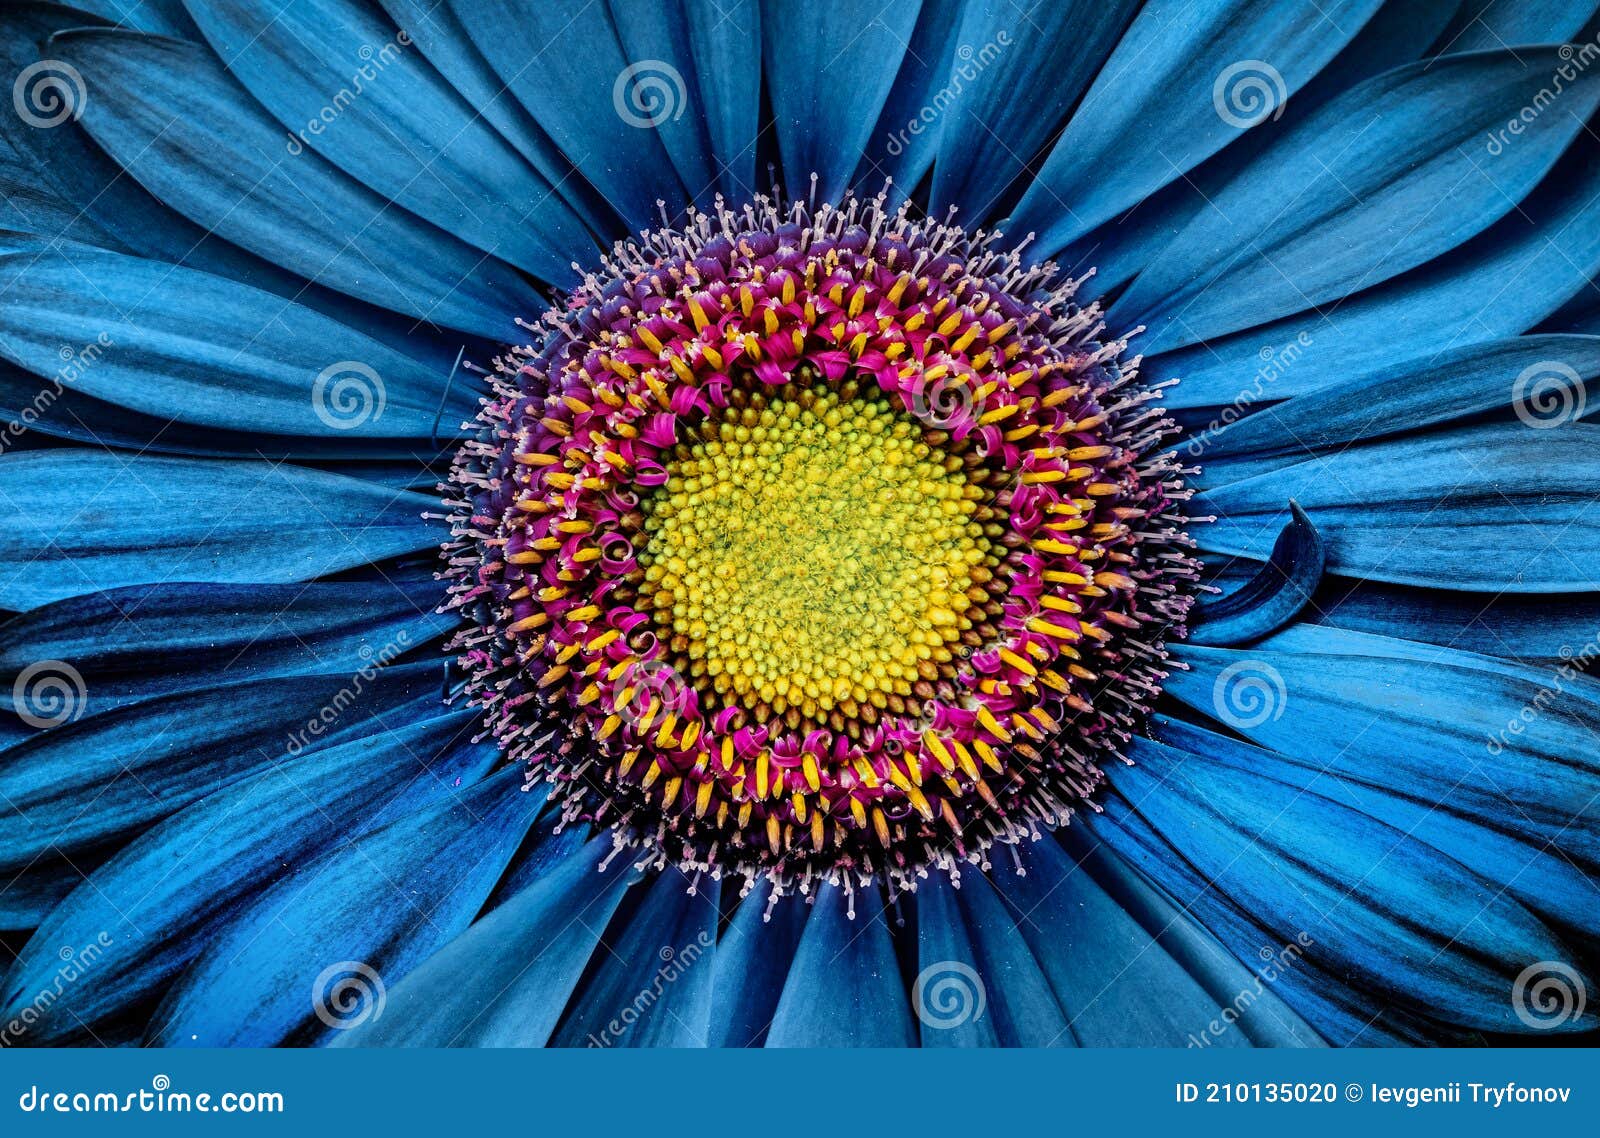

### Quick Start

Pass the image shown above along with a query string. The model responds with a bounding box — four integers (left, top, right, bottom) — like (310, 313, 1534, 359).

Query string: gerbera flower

(1, 0, 1597, 1049)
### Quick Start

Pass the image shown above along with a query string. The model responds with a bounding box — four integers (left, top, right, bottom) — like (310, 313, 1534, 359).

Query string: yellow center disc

(637, 383, 999, 720)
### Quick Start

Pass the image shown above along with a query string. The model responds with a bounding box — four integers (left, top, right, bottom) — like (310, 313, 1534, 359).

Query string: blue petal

(915, 871, 1072, 1047)
(182, 0, 595, 280)
(0, 354, 456, 460)
(65, 0, 197, 36)
(1307, 581, 1600, 658)
(0, 579, 451, 727)
(1109, 735, 1595, 1034)
(477, 813, 593, 914)
(0, 452, 440, 609)
(3, 11, 477, 371)
(147, 762, 536, 1046)
(1167, 627, 1600, 870)
(376, 0, 620, 238)
(0, 665, 444, 873)
(1544, 291, 1600, 335)
(930, 0, 1139, 219)
(0, 356, 188, 454)
(298, 460, 451, 492)
(911, 875, 1003, 1048)
(1150, 112, 1600, 407)
(0, 8, 267, 277)
(444, 0, 686, 231)
(990, 837, 1247, 1046)
(1294, 0, 1470, 111)
(1086, 795, 1464, 1045)
(550, 871, 718, 1047)
(1434, 0, 1600, 52)
(607, 0, 749, 207)
(0, 169, 468, 377)
(761, 0, 920, 203)
(0, 238, 475, 440)
(765, 883, 917, 1047)
(1152, 714, 1600, 944)
(52, 28, 539, 338)
(1190, 334, 1600, 478)
(0, 161, 458, 378)
(0, 861, 90, 932)
(856, 0, 964, 191)
(1057, 0, 1463, 301)
(1193, 422, 1600, 591)
(679, 0, 762, 202)
(704, 878, 808, 1047)
(1189, 502, 1324, 645)
(1115, 49, 1600, 352)
(1057, 177, 1210, 308)
(0, 710, 486, 1043)
(1063, 825, 1324, 1048)
(0, 165, 119, 249)
(333, 835, 636, 1046)
(1011, 0, 1384, 256)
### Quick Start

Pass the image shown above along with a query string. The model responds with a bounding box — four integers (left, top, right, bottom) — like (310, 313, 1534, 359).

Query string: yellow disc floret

(637, 382, 999, 721)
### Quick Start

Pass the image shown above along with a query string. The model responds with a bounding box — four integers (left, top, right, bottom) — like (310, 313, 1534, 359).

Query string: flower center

(636, 379, 1001, 729)
(443, 189, 1197, 895)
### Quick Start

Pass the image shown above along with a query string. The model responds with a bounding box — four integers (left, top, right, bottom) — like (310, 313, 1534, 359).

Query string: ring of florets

(442, 187, 1197, 898)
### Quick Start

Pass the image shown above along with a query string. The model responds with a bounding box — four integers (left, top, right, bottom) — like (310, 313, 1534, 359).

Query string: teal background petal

(53, 28, 538, 339)
(0, 453, 440, 609)
(1117, 49, 1600, 352)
